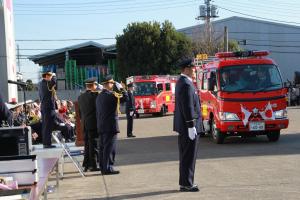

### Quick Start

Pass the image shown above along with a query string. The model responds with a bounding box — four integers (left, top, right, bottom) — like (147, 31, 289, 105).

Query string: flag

(259, 102, 275, 120)
(241, 105, 252, 126)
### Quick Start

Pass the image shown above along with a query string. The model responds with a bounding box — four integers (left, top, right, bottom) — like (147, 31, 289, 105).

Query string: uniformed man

(126, 83, 136, 138)
(78, 77, 99, 172)
(38, 71, 57, 148)
(0, 92, 12, 127)
(173, 59, 204, 192)
(96, 75, 128, 175)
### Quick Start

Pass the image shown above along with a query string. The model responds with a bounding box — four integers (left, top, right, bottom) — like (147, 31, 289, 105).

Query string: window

(219, 64, 283, 92)
(157, 83, 163, 93)
(134, 82, 156, 96)
(165, 83, 171, 91)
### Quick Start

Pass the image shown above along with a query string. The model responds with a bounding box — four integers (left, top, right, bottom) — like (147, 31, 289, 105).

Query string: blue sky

(13, 0, 300, 82)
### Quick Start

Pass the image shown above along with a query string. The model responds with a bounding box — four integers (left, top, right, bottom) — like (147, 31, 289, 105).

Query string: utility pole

(17, 44, 21, 72)
(224, 26, 228, 52)
(196, 0, 219, 53)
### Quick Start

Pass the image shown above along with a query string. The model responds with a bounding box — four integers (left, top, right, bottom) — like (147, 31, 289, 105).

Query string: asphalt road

(49, 107, 300, 200)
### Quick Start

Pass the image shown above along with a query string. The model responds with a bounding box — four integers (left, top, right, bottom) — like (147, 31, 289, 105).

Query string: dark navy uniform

(0, 93, 12, 127)
(96, 76, 128, 174)
(38, 72, 56, 147)
(126, 83, 136, 137)
(78, 78, 99, 171)
(173, 60, 204, 190)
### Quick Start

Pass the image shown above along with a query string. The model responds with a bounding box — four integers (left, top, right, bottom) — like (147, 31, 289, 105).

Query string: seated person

(53, 113, 75, 142)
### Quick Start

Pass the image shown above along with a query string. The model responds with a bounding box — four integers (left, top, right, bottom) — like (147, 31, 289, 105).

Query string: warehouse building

(178, 16, 300, 81)
(29, 41, 117, 90)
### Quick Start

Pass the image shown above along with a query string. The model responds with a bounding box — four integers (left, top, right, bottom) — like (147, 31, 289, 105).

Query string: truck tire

(267, 130, 280, 142)
(135, 113, 140, 118)
(159, 105, 166, 116)
(211, 119, 225, 144)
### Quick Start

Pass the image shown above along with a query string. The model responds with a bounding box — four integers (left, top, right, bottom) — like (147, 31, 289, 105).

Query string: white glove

(115, 82, 123, 90)
(98, 84, 103, 90)
(188, 127, 197, 140)
(130, 111, 134, 116)
(59, 123, 65, 126)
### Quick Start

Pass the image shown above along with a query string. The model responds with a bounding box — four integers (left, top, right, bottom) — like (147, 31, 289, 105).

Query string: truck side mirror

(208, 72, 216, 91)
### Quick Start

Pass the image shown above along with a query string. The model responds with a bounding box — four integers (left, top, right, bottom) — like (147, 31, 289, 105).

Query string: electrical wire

(16, 38, 115, 42)
(14, 2, 197, 16)
(218, 6, 300, 25)
(15, 0, 197, 10)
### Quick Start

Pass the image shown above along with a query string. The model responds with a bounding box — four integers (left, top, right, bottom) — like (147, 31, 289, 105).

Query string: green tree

(116, 21, 192, 80)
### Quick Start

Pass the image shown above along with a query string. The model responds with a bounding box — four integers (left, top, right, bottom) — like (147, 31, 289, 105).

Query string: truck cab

(196, 51, 289, 144)
(126, 75, 177, 117)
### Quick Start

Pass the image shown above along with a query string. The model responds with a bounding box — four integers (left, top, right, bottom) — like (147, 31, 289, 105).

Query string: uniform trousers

(178, 133, 199, 187)
(83, 129, 98, 169)
(126, 112, 133, 136)
(41, 110, 55, 146)
(99, 133, 117, 172)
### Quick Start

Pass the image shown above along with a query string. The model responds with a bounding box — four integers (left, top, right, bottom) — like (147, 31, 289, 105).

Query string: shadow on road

(79, 189, 179, 200)
(118, 114, 173, 121)
(116, 132, 300, 166)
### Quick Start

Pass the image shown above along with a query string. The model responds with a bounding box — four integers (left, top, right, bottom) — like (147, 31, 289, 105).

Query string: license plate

(249, 122, 265, 131)
(138, 109, 144, 114)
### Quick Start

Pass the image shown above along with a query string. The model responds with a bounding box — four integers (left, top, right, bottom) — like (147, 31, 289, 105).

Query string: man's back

(38, 79, 55, 111)
(78, 90, 98, 130)
(96, 89, 118, 134)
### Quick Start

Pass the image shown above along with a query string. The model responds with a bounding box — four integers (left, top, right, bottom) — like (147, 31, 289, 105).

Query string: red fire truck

(195, 51, 289, 144)
(126, 75, 177, 117)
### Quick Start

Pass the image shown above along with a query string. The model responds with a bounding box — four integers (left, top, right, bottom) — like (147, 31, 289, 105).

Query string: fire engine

(195, 51, 289, 144)
(126, 75, 177, 117)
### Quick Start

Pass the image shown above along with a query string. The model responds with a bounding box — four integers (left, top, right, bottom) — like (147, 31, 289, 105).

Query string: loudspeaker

(0, 126, 32, 156)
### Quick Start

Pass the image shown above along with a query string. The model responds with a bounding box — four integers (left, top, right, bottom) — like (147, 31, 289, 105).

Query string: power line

(15, 0, 196, 10)
(16, 38, 115, 42)
(231, 38, 300, 43)
(229, 31, 300, 35)
(15, 2, 197, 16)
(15, 0, 140, 6)
(218, 6, 300, 25)
(241, 43, 300, 48)
(215, 0, 300, 13)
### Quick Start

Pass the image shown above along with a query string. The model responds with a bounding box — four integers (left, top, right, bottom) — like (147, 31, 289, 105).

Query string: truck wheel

(135, 113, 140, 119)
(211, 119, 225, 144)
(159, 106, 166, 116)
(267, 130, 280, 142)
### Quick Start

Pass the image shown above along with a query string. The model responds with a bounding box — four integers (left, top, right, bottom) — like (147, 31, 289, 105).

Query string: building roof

(178, 16, 300, 32)
(29, 41, 116, 66)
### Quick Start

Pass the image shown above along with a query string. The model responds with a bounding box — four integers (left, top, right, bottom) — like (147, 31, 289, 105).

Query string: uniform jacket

(126, 90, 135, 113)
(38, 78, 56, 112)
(96, 89, 128, 134)
(173, 75, 204, 135)
(78, 90, 98, 131)
(0, 93, 12, 126)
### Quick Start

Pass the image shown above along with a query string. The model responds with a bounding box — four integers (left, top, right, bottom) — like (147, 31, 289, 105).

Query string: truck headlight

(219, 112, 240, 121)
(150, 101, 156, 108)
(274, 109, 288, 119)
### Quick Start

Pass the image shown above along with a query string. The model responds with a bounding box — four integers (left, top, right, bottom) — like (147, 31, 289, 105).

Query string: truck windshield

(219, 64, 283, 92)
(134, 82, 157, 96)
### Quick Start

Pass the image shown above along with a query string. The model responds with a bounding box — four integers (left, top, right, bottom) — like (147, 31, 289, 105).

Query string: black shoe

(43, 145, 56, 149)
(90, 167, 100, 172)
(127, 134, 136, 138)
(102, 170, 120, 175)
(180, 184, 199, 192)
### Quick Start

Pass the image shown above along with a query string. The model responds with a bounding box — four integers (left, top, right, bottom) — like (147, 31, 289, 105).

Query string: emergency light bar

(215, 50, 269, 58)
